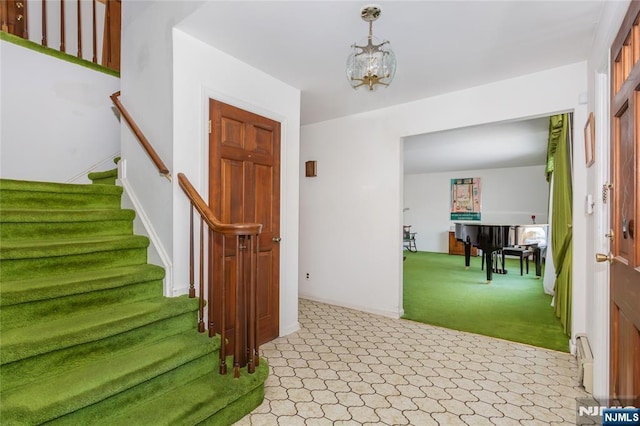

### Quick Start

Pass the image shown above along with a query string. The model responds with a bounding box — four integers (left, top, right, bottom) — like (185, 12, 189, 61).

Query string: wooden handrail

(110, 91, 172, 181)
(178, 172, 261, 378)
(178, 173, 261, 235)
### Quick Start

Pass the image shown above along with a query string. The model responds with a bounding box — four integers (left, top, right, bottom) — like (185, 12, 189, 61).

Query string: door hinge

(208, 120, 212, 134)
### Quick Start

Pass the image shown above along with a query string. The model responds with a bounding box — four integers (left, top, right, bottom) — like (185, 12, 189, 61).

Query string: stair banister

(178, 174, 261, 235)
(41, 0, 47, 46)
(91, 0, 97, 63)
(110, 91, 172, 181)
(60, 0, 65, 52)
(178, 173, 262, 378)
(76, 0, 81, 58)
(2, 0, 118, 70)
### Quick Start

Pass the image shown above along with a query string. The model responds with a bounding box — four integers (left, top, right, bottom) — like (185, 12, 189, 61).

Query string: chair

(501, 246, 532, 275)
(403, 225, 417, 252)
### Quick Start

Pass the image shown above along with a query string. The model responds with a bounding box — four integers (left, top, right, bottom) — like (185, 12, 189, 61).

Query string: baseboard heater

(576, 334, 593, 394)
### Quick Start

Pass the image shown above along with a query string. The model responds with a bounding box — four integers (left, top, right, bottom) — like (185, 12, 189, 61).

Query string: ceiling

(403, 117, 550, 174)
(176, 1, 605, 171)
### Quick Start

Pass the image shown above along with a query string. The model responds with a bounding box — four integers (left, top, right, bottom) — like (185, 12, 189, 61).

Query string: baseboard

(300, 295, 404, 319)
(569, 337, 577, 356)
(280, 321, 301, 337)
(120, 176, 174, 295)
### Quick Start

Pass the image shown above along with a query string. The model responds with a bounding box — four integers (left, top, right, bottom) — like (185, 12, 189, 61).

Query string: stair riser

(1, 310, 201, 391)
(90, 177, 117, 185)
(0, 264, 165, 307)
(1, 297, 200, 365)
(2, 340, 217, 425)
(1, 279, 164, 330)
(88, 168, 118, 184)
(0, 248, 148, 281)
(0, 220, 133, 240)
(0, 178, 266, 424)
(0, 191, 122, 210)
(30, 352, 217, 426)
(200, 385, 265, 426)
(89, 359, 269, 426)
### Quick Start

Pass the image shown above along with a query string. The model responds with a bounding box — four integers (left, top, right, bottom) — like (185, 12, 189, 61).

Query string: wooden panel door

(610, 1, 640, 407)
(209, 99, 280, 350)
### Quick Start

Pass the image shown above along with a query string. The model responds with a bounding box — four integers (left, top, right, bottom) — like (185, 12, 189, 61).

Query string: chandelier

(346, 5, 397, 91)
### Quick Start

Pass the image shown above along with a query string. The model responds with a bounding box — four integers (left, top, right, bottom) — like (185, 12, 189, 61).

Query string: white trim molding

(67, 152, 120, 184)
(119, 175, 174, 296)
(592, 71, 611, 399)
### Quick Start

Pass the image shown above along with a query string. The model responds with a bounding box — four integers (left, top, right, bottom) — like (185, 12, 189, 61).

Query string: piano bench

(501, 247, 532, 275)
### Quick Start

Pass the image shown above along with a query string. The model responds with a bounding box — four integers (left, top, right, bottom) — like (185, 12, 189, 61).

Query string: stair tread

(0, 264, 165, 306)
(0, 235, 149, 259)
(91, 358, 268, 426)
(0, 178, 123, 195)
(1, 331, 219, 425)
(0, 176, 265, 424)
(0, 208, 135, 222)
(88, 168, 118, 180)
(1, 296, 199, 364)
(1, 308, 199, 393)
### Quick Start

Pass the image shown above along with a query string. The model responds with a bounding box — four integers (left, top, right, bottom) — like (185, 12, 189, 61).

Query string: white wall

(0, 39, 120, 183)
(404, 165, 548, 253)
(120, 1, 300, 340)
(119, 1, 202, 291)
(7, 0, 301, 341)
(172, 28, 301, 336)
(300, 62, 587, 332)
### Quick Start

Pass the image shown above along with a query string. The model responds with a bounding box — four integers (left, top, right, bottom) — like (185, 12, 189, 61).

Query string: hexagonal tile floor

(236, 299, 587, 425)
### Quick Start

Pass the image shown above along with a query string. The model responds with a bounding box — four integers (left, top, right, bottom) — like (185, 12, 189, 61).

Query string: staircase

(0, 177, 268, 425)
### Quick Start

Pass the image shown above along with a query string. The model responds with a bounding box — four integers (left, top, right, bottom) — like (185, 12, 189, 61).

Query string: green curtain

(548, 114, 573, 335)
(546, 115, 562, 181)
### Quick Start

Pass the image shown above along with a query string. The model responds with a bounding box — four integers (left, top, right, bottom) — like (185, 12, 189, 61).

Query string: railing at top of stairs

(0, 0, 121, 72)
(178, 172, 262, 378)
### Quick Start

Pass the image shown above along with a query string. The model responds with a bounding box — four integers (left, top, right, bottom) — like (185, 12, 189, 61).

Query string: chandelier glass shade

(346, 6, 396, 91)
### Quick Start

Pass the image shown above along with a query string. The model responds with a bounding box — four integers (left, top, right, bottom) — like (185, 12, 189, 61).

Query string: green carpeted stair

(88, 157, 120, 185)
(0, 178, 267, 425)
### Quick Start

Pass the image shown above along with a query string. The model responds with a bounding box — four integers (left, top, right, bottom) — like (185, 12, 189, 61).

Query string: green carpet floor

(403, 251, 569, 352)
(0, 177, 267, 425)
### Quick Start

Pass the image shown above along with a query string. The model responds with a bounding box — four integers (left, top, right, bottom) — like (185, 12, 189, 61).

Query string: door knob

(272, 237, 281, 243)
(595, 252, 613, 263)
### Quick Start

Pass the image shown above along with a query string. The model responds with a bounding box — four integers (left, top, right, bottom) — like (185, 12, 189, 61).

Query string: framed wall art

(450, 177, 481, 221)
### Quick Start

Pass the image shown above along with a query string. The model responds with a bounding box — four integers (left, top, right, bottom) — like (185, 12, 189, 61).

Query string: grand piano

(454, 223, 548, 283)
